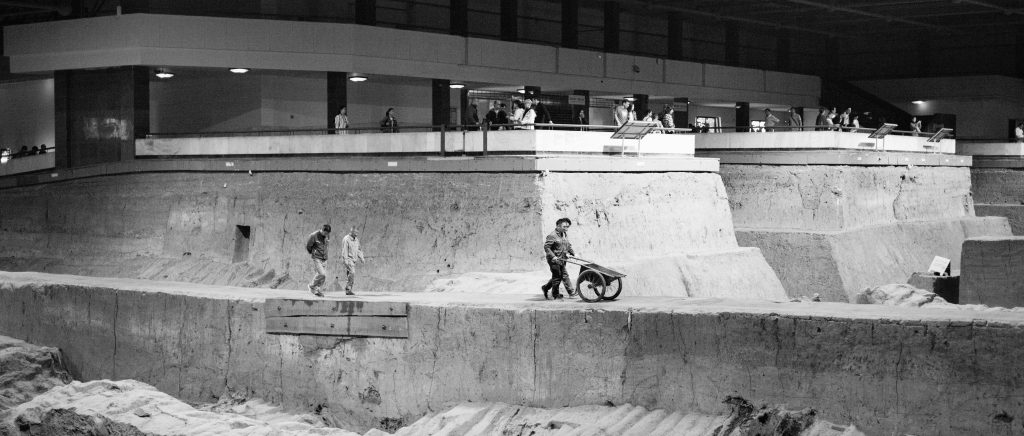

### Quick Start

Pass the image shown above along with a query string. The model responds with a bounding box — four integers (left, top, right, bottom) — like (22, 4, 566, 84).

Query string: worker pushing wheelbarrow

(540, 217, 626, 302)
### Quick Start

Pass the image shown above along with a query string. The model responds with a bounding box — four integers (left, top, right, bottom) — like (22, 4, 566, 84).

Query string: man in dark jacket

(305, 224, 331, 297)
(532, 98, 552, 125)
(541, 217, 575, 299)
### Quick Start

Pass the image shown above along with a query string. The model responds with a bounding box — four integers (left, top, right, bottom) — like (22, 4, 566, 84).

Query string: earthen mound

(379, 400, 863, 436)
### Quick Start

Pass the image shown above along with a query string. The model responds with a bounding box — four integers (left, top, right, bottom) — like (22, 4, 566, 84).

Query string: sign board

(868, 123, 898, 139)
(927, 256, 951, 276)
(926, 128, 954, 143)
(568, 94, 586, 106)
(610, 120, 660, 140)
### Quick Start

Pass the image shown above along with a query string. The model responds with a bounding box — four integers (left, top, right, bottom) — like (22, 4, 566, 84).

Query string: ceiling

(611, 0, 1024, 39)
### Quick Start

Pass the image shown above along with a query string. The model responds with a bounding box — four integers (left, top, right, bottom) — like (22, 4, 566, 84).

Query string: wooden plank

(265, 299, 408, 317)
(265, 315, 409, 338)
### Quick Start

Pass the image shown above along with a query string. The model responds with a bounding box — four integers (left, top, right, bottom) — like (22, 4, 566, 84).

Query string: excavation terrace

(2, 128, 1023, 436)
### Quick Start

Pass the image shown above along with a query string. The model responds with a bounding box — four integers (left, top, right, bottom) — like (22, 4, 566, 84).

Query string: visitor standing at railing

(838, 108, 852, 130)
(824, 109, 836, 131)
(1016, 121, 1024, 143)
(497, 103, 510, 129)
(911, 117, 922, 135)
(788, 107, 803, 131)
(511, 100, 525, 129)
(661, 105, 675, 133)
(764, 108, 780, 132)
(532, 98, 553, 126)
(521, 100, 537, 130)
(380, 108, 399, 133)
(814, 107, 826, 131)
(852, 115, 861, 130)
(575, 109, 587, 131)
(627, 102, 637, 123)
(485, 101, 500, 130)
(463, 103, 480, 131)
(613, 99, 629, 126)
(334, 106, 349, 134)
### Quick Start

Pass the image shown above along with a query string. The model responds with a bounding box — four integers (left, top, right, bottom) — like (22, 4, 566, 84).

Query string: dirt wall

(972, 168, 1024, 235)
(1, 273, 1022, 436)
(721, 165, 975, 231)
(722, 165, 1011, 300)
(0, 171, 780, 298)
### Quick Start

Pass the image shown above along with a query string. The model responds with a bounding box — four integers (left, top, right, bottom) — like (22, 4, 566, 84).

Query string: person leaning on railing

(380, 108, 399, 133)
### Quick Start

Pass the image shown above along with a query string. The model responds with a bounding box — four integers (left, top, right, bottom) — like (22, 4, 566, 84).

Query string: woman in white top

(851, 115, 861, 130)
(510, 100, 525, 129)
(911, 117, 922, 133)
(521, 100, 537, 130)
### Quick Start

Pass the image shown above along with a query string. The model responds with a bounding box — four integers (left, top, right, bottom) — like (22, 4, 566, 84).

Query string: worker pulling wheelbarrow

(540, 217, 625, 302)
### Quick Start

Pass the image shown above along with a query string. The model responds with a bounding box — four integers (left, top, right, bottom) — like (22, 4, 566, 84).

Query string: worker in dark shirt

(541, 218, 575, 300)
(305, 224, 331, 297)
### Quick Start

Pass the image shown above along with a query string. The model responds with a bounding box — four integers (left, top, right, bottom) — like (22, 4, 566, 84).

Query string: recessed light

(155, 70, 174, 79)
(912, 100, 925, 105)
(516, 88, 525, 94)
(348, 75, 367, 82)
(229, 68, 249, 74)
(449, 83, 465, 89)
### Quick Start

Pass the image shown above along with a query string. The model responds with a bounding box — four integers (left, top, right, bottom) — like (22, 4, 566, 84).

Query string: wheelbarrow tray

(579, 263, 626, 279)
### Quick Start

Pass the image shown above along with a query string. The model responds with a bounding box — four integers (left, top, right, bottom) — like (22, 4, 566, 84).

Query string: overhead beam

(614, 0, 838, 38)
(782, 0, 950, 32)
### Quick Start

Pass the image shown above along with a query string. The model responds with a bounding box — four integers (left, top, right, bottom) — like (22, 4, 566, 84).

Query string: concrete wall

(150, 70, 326, 133)
(0, 79, 55, 151)
(722, 165, 1012, 300)
(0, 170, 778, 298)
(4, 14, 821, 108)
(1, 273, 1022, 435)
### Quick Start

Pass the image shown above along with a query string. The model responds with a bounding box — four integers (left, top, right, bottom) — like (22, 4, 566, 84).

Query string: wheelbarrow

(564, 256, 626, 302)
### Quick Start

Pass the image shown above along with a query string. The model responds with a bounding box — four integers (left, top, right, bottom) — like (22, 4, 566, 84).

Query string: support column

(561, 0, 578, 48)
(450, 0, 468, 36)
(668, 12, 684, 60)
(604, 1, 619, 53)
(54, 66, 148, 168)
(673, 97, 689, 129)
(632, 94, 649, 120)
(432, 79, 451, 127)
(355, 0, 376, 26)
(327, 72, 348, 130)
(735, 102, 750, 133)
(500, 0, 518, 42)
(825, 36, 839, 79)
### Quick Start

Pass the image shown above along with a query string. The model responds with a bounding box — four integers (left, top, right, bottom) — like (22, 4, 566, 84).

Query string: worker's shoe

(541, 285, 550, 300)
(552, 292, 563, 300)
(308, 284, 323, 297)
(345, 287, 355, 296)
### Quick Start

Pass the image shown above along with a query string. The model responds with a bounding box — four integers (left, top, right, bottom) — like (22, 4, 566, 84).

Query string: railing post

(482, 123, 488, 157)
(440, 124, 447, 157)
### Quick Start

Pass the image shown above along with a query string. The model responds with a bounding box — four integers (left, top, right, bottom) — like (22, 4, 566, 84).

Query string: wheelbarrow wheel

(602, 277, 623, 300)
(576, 270, 606, 303)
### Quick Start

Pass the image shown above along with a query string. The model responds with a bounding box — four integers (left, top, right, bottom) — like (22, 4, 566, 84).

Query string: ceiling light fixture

(229, 68, 249, 74)
(516, 88, 525, 94)
(449, 83, 465, 89)
(912, 100, 925, 105)
(348, 75, 367, 82)
(154, 69, 174, 79)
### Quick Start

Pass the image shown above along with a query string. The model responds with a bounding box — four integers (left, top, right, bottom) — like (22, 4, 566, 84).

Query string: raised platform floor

(1, 271, 1022, 435)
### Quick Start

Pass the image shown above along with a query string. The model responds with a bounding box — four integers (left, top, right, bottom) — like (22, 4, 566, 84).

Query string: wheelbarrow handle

(566, 255, 595, 265)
